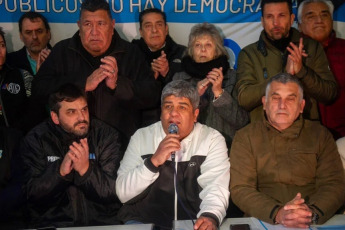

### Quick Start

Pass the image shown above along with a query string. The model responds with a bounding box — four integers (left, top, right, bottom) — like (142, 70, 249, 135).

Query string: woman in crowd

(173, 23, 248, 148)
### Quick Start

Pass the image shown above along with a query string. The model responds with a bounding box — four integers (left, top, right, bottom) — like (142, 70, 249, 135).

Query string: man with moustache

(133, 8, 185, 83)
(230, 73, 345, 228)
(236, 0, 337, 122)
(32, 0, 160, 147)
(298, 0, 345, 139)
(21, 84, 123, 228)
(116, 80, 230, 230)
(132, 8, 186, 126)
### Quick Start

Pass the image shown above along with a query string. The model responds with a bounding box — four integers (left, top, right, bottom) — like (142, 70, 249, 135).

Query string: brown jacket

(236, 28, 337, 122)
(230, 115, 345, 224)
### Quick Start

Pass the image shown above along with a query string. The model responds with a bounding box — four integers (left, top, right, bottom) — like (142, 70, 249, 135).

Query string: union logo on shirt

(6, 83, 21, 94)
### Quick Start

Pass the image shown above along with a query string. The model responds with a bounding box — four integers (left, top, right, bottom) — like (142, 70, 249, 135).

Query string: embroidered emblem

(7, 83, 21, 94)
(188, 162, 196, 167)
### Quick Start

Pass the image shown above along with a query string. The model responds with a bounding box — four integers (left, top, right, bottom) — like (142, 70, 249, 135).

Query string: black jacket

(132, 35, 186, 126)
(7, 47, 34, 75)
(7, 45, 53, 76)
(32, 30, 160, 145)
(0, 63, 28, 129)
(132, 35, 186, 85)
(0, 127, 26, 229)
(21, 118, 123, 228)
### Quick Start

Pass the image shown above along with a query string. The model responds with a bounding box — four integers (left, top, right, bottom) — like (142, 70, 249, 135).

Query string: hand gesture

(151, 51, 169, 79)
(197, 78, 211, 96)
(36, 48, 51, 72)
(101, 56, 118, 89)
(194, 216, 217, 230)
(275, 193, 312, 228)
(85, 56, 118, 91)
(60, 152, 73, 177)
(68, 138, 90, 176)
(151, 134, 180, 167)
(207, 67, 224, 98)
(286, 38, 308, 75)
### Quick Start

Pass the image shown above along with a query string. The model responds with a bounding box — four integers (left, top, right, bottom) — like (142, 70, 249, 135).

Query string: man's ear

(300, 99, 306, 113)
(290, 14, 296, 27)
(50, 111, 60, 125)
(77, 20, 81, 29)
(165, 24, 169, 35)
(261, 16, 264, 28)
(47, 30, 51, 41)
(19, 32, 24, 43)
(193, 108, 200, 122)
(262, 96, 266, 110)
(139, 27, 143, 37)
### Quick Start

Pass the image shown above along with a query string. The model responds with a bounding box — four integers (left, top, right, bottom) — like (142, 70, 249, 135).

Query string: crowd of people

(0, 0, 344, 229)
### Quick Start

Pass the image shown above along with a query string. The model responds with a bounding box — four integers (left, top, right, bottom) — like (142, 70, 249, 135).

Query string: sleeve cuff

(144, 156, 160, 173)
(295, 66, 308, 79)
(200, 212, 220, 227)
(74, 162, 93, 185)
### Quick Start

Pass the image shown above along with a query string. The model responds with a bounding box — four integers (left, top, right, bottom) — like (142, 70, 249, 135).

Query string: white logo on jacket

(188, 162, 196, 167)
(7, 83, 21, 94)
(47, 156, 60, 162)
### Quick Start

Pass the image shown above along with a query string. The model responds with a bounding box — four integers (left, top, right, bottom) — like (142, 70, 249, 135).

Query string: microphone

(168, 123, 179, 161)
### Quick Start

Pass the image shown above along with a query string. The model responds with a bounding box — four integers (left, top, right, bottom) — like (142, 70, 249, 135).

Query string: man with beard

(236, 0, 337, 122)
(21, 84, 123, 228)
(32, 0, 160, 147)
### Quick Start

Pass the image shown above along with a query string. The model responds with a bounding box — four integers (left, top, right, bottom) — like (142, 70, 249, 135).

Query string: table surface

(57, 224, 153, 230)
(173, 215, 345, 230)
(31, 215, 345, 230)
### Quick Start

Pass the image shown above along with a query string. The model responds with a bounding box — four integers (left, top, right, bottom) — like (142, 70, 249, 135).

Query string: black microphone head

(168, 123, 179, 134)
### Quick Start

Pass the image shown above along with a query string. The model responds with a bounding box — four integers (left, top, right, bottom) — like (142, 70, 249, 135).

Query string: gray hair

(186, 22, 229, 59)
(161, 80, 200, 110)
(265, 73, 304, 102)
(298, 0, 334, 23)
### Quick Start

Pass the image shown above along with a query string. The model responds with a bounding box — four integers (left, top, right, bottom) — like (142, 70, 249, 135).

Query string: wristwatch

(309, 206, 319, 225)
(311, 210, 319, 225)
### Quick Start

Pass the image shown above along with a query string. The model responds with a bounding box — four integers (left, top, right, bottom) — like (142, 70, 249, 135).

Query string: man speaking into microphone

(116, 80, 230, 230)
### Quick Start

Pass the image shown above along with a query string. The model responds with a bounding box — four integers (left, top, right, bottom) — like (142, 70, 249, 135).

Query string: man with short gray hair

(116, 80, 230, 230)
(298, 0, 345, 139)
(230, 73, 345, 228)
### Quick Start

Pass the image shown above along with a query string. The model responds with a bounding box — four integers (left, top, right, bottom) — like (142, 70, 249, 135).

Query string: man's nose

(315, 14, 323, 23)
(32, 31, 38, 39)
(279, 99, 287, 109)
(91, 25, 100, 35)
(273, 18, 278, 26)
(77, 111, 86, 120)
(169, 107, 178, 116)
